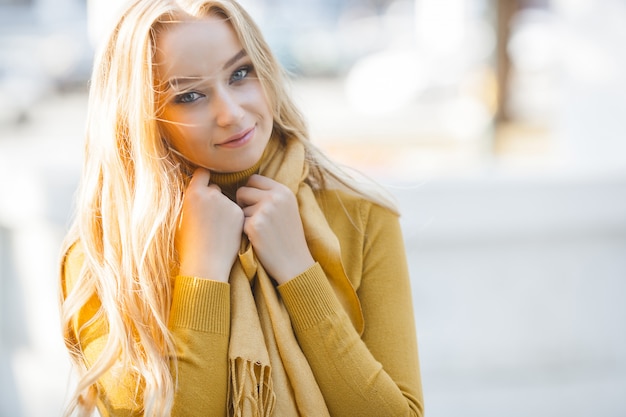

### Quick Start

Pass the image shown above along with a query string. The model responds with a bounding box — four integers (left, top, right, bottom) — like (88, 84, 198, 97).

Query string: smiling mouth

(217, 126, 255, 148)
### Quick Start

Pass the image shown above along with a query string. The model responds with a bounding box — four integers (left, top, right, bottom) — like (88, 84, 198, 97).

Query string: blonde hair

(60, 0, 396, 415)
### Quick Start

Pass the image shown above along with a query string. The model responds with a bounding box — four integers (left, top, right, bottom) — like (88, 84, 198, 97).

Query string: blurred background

(1, 0, 625, 415)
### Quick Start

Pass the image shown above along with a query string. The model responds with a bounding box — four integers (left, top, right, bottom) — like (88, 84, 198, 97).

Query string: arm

(278, 202, 424, 416)
(61, 245, 230, 416)
(63, 168, 242, 415)
(168, 276, 230, 416)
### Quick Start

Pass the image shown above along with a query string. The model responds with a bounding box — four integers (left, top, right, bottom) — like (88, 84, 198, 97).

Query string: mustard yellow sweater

(62, 176, 424, 416)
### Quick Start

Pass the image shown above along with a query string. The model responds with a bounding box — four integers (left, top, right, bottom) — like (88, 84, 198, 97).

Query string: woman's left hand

(236, 174, 315, 284)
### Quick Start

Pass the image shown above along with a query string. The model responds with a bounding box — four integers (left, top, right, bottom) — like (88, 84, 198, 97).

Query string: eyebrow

(166, 49, 248, 91)
(223, 49, 247, 70)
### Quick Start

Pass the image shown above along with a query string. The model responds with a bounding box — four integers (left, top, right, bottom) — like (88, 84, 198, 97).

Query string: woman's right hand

(176, 168, 244, 282)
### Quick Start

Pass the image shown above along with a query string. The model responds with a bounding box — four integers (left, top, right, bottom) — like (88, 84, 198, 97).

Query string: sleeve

(168, 276, 230, 416)
(61, 245, 230, 417)
(278, 203, 424, 416)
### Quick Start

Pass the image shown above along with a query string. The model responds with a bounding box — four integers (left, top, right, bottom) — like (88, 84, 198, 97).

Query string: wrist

(178, 260, 231, 283)
(274, 254, 315, 285)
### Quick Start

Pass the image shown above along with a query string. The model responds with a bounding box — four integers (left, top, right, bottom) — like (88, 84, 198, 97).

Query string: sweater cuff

(278, 263, 342, 331)
(169, 276, 230, 334)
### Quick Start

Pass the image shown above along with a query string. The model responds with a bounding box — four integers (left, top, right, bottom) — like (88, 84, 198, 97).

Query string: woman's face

(155, 16, 273, 173)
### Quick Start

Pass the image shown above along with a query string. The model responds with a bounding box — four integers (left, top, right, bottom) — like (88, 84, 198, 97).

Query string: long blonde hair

(60, 0, 395, 415)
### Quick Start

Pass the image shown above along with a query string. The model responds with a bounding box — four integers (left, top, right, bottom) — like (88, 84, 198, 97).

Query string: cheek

(171, 125, 207, 150)
(163, 109, 209, 141)
(160, 117, 192, 150)
(253, 92, 273, 121)
(239, 82, 272, 117)
(255, 82, 273, 114)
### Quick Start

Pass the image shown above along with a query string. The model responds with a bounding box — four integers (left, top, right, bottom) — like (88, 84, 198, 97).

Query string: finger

(236, 185, 267, 207)
(245, 174, 276, 190)
(207, 183, 222, 193)
(241, 204, 258, 218)
(189, 167, 211, 187)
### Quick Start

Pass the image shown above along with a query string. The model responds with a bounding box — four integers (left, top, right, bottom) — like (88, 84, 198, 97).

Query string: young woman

(59, 0, 424, 415)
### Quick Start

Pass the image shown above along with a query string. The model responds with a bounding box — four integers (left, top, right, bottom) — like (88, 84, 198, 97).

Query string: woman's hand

(236, 174, 315, 284)
(176, 168, 244, 282)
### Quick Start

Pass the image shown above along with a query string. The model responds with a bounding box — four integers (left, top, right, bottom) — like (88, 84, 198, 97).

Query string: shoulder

(313, 188, 403, 290)
(314, 188, 400, 232)
(314, 188, 402, 261)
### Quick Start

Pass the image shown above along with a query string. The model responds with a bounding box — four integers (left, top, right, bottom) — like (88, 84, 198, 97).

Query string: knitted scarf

(223, 137, 364, 416)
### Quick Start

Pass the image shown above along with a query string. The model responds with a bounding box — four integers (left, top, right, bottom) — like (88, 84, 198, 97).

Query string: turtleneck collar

(209, 137, 282, 201)
(210, 158, 263, 201)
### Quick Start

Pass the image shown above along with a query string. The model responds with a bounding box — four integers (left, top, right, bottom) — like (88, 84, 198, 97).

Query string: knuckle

(243, 221, 254, 238)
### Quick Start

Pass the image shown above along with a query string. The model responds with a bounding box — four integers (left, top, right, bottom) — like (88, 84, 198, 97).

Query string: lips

(217, 126, 255, 148)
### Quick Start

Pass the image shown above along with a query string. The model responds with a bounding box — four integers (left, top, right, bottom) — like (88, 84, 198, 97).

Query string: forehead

(155, 16, 243, 80)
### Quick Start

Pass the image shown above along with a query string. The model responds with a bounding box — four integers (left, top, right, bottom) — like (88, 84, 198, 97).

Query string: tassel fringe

(229, 357, 275, 417)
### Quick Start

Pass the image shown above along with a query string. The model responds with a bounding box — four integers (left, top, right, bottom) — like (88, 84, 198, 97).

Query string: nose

(212, 87, 244, 127)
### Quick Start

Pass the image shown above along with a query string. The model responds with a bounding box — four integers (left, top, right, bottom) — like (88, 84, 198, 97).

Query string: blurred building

(0, 0, 91, 124)
(1, 1, 625, 416)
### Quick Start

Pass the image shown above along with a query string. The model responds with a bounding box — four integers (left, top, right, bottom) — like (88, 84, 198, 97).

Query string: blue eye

(174, 91, 203, 104)
(230, 65, 251, 83)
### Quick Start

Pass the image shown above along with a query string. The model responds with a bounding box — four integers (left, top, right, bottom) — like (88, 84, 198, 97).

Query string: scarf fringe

(229, 357, 275, 417)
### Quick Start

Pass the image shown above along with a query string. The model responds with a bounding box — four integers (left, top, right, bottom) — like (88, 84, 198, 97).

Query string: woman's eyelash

(171, 65, 254, 103)
(173, 91, 203, 104)
(231, 65, 253, 82)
